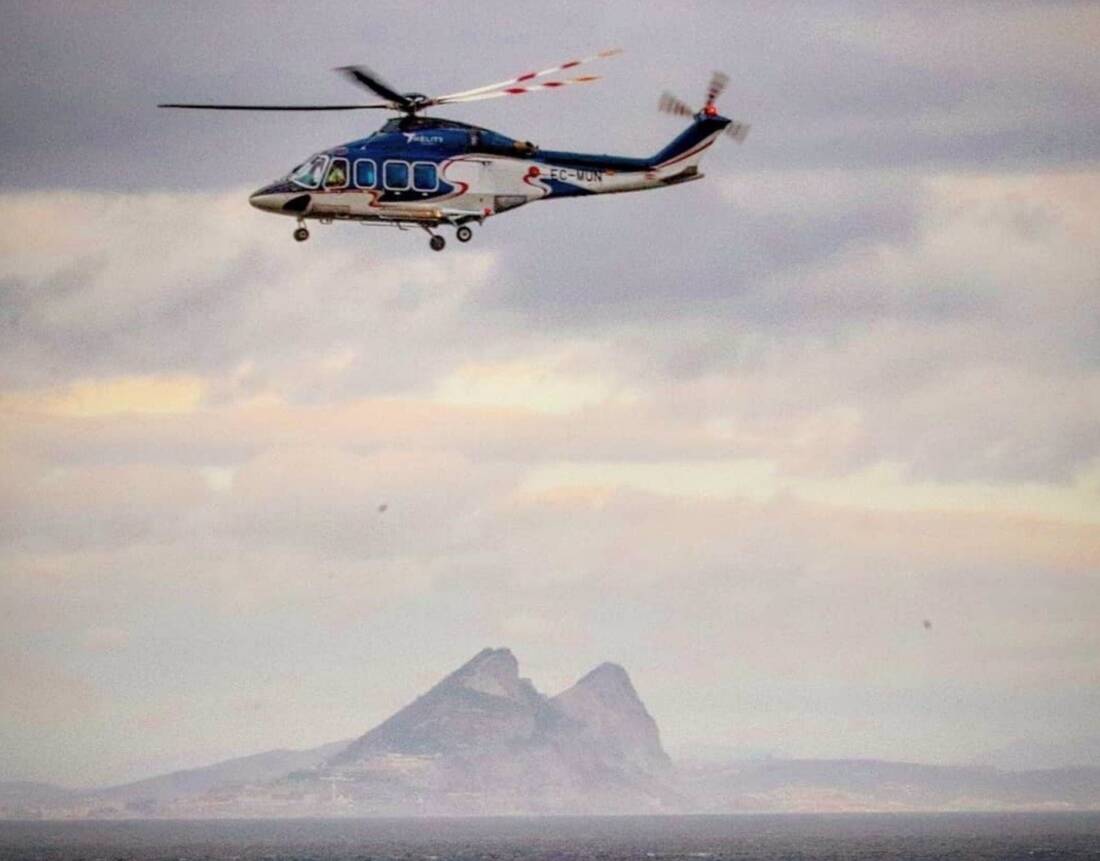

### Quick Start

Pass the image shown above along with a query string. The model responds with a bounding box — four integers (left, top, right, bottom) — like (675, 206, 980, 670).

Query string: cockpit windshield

(289, 155, 329, 189)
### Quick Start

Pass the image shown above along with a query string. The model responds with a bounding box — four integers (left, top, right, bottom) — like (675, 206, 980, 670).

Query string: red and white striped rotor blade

(434, 75, 603, 105)
(659, 92, 695, 118)
(428, 48, 621, 104)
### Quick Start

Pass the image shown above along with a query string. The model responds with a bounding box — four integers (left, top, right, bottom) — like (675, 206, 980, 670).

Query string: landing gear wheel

(293, 226, 310, 242)
(429, 234, 446, 252)
(456, 225, 473, 243)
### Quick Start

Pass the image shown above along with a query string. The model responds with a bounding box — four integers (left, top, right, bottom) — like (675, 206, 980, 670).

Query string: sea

(2, 813, 1100, 860)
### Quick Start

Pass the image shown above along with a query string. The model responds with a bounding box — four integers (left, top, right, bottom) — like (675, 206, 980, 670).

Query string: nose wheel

(293, 226, 310, 242)
(429, 234, 446, 252)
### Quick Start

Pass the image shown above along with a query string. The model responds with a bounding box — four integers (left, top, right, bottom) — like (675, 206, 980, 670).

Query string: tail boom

(529, 114, 731, 198)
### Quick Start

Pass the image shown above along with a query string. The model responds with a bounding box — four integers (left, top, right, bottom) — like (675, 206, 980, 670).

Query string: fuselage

(248, 113, 731, 227)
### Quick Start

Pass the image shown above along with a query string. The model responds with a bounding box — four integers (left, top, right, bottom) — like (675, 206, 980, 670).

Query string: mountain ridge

(330, 647, 554, 765)
(4, 648, 1100, 818)
(323, 647, 675, 813)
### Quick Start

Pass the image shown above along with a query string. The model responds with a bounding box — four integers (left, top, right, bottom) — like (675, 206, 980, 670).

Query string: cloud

(432, 347, 640, 415)
(84, 625, 131, 653)
(3, 374, 206, 416)
(0, 189, 503, 391)
(520, 457, 1100, 525)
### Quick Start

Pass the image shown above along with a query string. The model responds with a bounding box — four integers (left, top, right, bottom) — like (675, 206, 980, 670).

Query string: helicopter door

(323, 158, 349, 189)
(313, 157, 351, 216)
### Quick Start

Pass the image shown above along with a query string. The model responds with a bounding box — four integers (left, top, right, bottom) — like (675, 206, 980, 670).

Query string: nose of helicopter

(248, 180, 311, 215)
(248, 182, 286, 213)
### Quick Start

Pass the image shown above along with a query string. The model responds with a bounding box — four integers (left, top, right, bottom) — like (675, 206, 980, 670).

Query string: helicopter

(159, 51, 749, 251)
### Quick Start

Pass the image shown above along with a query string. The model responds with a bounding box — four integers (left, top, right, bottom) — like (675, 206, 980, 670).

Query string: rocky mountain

(552, 662, 671, 777)
(4, 648, 1100, 818)
(332, 647, 549, 762)
(321, 648, 677, 814)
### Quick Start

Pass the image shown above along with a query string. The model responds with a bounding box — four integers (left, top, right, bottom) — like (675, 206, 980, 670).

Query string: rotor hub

(403, 93, 430, 113)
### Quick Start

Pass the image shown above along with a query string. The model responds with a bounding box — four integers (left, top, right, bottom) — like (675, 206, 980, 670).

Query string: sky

(1, 0, 1099, 787)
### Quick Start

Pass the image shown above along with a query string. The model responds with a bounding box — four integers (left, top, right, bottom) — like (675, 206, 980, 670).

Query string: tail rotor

(659, 71, 750, 143)
(658, 92, 695, 118)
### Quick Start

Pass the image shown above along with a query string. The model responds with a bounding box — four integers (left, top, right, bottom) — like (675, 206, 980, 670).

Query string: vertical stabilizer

(649, 115, 731, 172)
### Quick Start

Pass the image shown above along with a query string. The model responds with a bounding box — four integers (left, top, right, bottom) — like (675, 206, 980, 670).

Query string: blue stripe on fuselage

(539, 115, 731, 172)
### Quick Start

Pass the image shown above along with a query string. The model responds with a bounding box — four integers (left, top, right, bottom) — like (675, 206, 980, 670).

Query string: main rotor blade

(158, 102, 393, 111)
(336, 65, 411, 107)
(429, 48, 621, 104)
(433, 75, 603, 105)
(658, 92, 695, 117)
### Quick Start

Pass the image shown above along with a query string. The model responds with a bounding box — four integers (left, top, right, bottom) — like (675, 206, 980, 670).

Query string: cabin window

(412, 162, 438, 192)
(323, 158, 348, 189)
(289, 154, 328, 189)
(354, 159, 377, 188)
(383, 160, 410, 190)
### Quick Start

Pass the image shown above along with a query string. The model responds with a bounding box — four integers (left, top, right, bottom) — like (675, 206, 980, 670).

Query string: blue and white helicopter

(160, 51, 749, 251)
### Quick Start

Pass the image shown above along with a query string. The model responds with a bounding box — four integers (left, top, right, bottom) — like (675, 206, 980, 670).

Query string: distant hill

(3, 648, 1100, 818)
(323, 647, 678, 814)
(96, 738, 353, 805)
(680, 758, 1100, 812)
(971, 736, 1100, 772)
(0, 781, 75, 816)
(0, 741, 352, 818)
